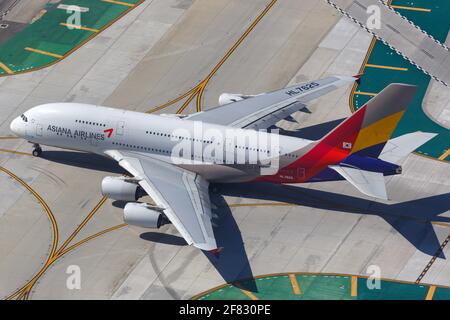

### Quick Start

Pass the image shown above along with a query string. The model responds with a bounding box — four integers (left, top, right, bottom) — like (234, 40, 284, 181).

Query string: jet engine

(123, 202, 165, 228)
(101, 176, 139, 201)
(218, 93, 254, 106)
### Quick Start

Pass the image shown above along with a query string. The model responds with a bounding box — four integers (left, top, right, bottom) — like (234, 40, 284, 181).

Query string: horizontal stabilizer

(329, 165, 388, 200)
(379, 132, 437, 164)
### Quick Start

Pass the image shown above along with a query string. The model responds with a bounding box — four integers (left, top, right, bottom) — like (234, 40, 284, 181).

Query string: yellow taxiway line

(416, 234, 450, 284)
(235, 283, 259, 300)
(1, 166, 59, 300)
(60, 23, 99, 33)
(390, 5, 431, 13)
(289, 274, 301, 295)
(55, 196, 108, 258)
(351, 276, 358, 297)
(229, 202, 295, 208)
(25, 47, 63, 59)
(0, 62, 14, 75)
(147, 0, 278, 115)
(354, 91, 377, 97)
(425, 286, 436, 300)
(102, 0, 135, 7)
(0, 148, 32, 156)
(58, 224, 127, 257)
(432, 222, 450, 228)
(192, 271, 450, 300)
(4, 195, 114, 300)
(365, 63, 408, 72)
(1, 1, 144, 78)
(438, 149, 450, 161)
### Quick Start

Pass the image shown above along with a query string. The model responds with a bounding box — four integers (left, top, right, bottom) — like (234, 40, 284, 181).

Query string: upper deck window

(20, 114, 28, 122)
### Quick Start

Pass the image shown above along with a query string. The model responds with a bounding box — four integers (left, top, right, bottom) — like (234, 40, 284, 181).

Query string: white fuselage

(10, 103, 312, 182)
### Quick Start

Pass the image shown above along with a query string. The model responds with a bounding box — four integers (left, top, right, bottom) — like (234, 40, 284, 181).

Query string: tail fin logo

(343, 142, 352, 150)
(104, 128, 114, 138)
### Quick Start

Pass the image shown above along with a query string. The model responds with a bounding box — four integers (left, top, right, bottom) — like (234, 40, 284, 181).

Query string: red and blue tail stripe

(260, 83, 417, 183)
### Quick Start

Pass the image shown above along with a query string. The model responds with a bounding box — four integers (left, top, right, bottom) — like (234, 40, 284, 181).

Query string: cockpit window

(20, 114, 28, 122)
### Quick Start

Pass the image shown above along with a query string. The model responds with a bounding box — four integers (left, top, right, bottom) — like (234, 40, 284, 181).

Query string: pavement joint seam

(416, 233, 450, 283)
(378, 0, 450, 53)
(325, 0, 450, 87)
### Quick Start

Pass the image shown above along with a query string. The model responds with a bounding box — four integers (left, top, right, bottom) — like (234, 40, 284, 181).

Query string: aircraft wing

(105, 150, 217, 252)
(186, 75, 358, 129)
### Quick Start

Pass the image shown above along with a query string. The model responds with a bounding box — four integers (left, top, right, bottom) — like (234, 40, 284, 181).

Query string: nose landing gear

(32, 144, 42, 157)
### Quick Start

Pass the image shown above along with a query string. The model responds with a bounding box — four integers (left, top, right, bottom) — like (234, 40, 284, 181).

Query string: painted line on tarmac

(289, 274, 301, 295)
(354, 91, 377, 97)
(102, 0, 135, 7)
(229, 202, 295, 208)
(192, 272, 450, 300)
(147, 0, 279, 114)
(0, 62, 14, 74)
(326, 0, 449, 87)
(416, 233, 450, 283)
(60, 23, 99, 33)
(234, 282, 259, 300)
(351, 275, 358, 297)
(25, 47, 63, 59)
(1, 166, 59, 300)
(1, 1, 145, 78)
(390, 5, 431, 13)
(379, 0, 450, 52)
(347, 4, 449, 164)
(425, 285, 436, 300)
(432, 222, 450, 228)
(54, 196, 108, 258)
(365, 63, 408, 71)
(58, 223, 127, 257)
(0, 148, 32, 156)
(4, 195, 115, 300)
(438, 149, 450, 161)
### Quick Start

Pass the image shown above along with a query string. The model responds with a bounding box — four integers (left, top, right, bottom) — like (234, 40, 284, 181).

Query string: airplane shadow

(112, 200, 127, 209)
(203, 191, 258, 292)
(37, 149, 449, 291)
(215, 182, 450, 259)
(41, 150, 125, 174)
(273, 118, 345, 140)
(195, 118, 446, 289)
(140, 232, 188, 246)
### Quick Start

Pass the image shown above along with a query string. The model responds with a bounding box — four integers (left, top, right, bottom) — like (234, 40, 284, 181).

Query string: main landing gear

(32, 144, 42, 157)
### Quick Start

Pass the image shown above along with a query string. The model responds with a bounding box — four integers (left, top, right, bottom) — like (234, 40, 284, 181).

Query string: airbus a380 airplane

(10, 76, 436, 253)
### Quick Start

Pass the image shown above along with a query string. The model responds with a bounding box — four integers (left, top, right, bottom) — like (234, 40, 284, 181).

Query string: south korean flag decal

(342, 142, 352, 150)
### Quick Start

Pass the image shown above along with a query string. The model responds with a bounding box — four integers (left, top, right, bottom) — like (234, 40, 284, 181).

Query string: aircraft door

(224, 137, 235, 164)
(36, 123, 43, 137)
(24, 119, 34, 139)
(116, 121, 125, 136)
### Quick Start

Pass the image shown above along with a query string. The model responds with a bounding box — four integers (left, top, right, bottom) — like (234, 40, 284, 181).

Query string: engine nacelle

(124, 202, 163, 228)
(101, 176, 139, 201)
(218, 93, 254, 106)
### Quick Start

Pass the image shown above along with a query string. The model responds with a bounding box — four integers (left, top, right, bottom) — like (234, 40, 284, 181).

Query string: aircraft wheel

(32, 146, 42, 157)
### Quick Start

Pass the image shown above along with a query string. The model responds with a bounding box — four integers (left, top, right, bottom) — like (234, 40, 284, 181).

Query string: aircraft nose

(10, 117, 24, 137)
